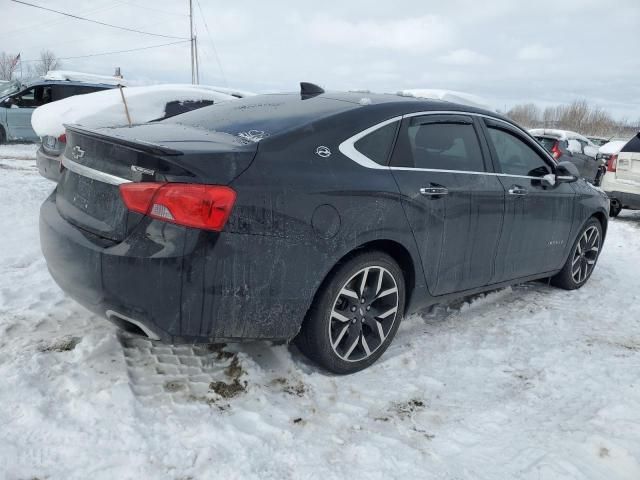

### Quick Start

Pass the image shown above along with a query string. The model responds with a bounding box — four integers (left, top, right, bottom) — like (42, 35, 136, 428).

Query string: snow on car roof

(396, 89, 494, 111)
(599, 140, 628, 155)
(44, 70, 128, 86)
(31, 84, 237, 138)
(529, 129, 590, 141)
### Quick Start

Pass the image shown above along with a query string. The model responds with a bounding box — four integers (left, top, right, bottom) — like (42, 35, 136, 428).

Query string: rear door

(482, 119, 575, 281)
(390, 114, 505, 296)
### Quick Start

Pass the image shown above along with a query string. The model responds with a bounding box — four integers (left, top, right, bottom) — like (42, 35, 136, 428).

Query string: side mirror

(555, 161, 579, 183)
(1, 98, 12, 108)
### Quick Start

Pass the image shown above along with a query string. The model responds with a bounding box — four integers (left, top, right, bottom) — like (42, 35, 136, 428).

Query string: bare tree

(507, 99, 627, 137)
(30, 50, 61, 77)
(506, 103, 541, 128)
(0, 52, 20, 81)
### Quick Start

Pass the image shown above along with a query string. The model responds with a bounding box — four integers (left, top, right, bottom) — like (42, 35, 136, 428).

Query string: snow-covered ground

(1, 144, 639, 480)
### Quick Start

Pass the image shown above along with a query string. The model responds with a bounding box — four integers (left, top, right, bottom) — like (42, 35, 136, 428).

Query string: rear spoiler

(64, 124, 183, 156)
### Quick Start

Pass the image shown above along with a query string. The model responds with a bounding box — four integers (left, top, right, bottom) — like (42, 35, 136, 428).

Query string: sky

(3, 0, 640, 120)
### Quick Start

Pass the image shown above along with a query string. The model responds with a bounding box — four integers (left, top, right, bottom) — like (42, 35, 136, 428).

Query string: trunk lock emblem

(71, 146, 85, 160)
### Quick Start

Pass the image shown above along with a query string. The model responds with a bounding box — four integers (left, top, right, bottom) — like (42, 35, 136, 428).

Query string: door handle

(420, 186, 449, 197)
(508, 186, 528, 196)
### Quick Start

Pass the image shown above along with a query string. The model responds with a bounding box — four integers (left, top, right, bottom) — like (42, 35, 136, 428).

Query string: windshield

(0, 80, 21, 99)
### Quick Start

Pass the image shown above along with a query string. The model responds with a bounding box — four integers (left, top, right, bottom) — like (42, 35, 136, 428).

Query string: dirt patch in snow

(208, 356, 247, 399)
(270, 377, 307, 396)
(38, 335, 81, 352)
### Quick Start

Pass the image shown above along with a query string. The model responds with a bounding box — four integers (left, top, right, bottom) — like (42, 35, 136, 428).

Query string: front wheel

(296, 252, 405, 374)
(551, 218, 603, 290)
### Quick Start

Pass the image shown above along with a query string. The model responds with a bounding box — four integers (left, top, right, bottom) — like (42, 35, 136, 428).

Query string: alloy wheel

(329, 266, 399, 362)
(571, 225, 600, 284)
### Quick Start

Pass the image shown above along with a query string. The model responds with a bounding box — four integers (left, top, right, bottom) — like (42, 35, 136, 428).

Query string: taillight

(550, 141, 562, 160)
(607, 154, 618, 172)
(119, 183, 236, 231)
(58, 133, 66, 144)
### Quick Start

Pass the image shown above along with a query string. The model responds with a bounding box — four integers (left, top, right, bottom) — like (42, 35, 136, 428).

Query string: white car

(600, 134, 640, 217)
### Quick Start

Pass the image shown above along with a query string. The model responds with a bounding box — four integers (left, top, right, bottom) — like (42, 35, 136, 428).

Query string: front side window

(488, 127, 552, 177)
(353, 121, 398, 165)
(391, 117, 485, 172)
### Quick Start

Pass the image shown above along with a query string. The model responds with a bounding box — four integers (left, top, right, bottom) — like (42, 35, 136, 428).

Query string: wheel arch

(308, 239, 418, 320)
(591, 210, 608, 239)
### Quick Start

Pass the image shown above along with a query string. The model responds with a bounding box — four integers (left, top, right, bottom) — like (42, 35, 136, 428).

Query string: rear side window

(488, 127, 552, 177)
(391, 117, 485, 172)
(354, 122, 398, 165)
(622, 134, 640, 153)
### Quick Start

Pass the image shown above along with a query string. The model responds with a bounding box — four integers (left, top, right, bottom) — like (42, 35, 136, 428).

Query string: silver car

(0, 79, 114, 143)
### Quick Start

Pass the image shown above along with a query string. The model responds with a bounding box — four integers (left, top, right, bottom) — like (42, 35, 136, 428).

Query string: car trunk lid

(56, 124, 257, 242)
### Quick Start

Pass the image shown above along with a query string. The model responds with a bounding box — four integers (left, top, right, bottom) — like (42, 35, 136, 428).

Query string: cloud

(438, 49, 490, 65)
(516, 44, 555, 61)
(307, 15, 453, 52)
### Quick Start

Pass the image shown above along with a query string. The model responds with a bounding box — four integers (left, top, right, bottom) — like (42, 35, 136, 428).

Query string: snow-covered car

(601, 133, 640, 217)
(587, 136, 610, 147)
(33, 85, 240, 182)
(529, 129, 602, 184)
(0, 78, 116, 144)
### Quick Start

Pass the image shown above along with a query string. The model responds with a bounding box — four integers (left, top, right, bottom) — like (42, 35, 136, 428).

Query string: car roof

(254, 91, 508, 123)
(529, 129, 589, 141)
(23, 80, 117, 89)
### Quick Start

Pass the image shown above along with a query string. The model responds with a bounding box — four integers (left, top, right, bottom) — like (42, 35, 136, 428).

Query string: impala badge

(71, 146, 85, 160)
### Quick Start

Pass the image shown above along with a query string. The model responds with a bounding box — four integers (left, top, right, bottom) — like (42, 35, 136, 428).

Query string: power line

(19, 40, 190, 63)
(10, 0, 189, 40)
(196, 0, 227, 86)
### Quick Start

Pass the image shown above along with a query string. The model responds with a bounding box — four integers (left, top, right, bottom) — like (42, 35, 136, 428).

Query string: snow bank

(31, 85, 236, 138)
(3, 144, 640, 478)
(398, 88, 494, 111)
(599, 140, 628, 155)
(43, 70, 128, 86)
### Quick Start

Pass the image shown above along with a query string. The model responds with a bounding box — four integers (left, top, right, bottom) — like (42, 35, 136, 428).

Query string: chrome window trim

(61, 155, 131, 186)
(338, 110, 556, 180)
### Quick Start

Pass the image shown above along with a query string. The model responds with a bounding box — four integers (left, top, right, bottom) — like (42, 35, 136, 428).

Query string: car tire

(609, 201, 622, 218)
(296, 251, 405, 374)
(551, 218, 603, 290)
(0, 126, 6, 145)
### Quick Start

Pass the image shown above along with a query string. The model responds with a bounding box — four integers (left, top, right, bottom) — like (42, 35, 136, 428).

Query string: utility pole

(189, 0, 198, 84)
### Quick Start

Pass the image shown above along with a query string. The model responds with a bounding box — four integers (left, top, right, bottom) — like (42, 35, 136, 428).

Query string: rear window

(165, 94, 356, 143)
(621, 134, 640, 153)
(534, 136, 557, 151)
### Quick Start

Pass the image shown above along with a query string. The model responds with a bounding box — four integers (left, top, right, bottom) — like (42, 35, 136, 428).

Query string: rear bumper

(36, 148, 63, 182)
(605, 190, 640, 210)
(39, 192, 308, 343)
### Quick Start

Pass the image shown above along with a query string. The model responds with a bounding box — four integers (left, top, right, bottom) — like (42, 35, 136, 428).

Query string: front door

(390, 114, 505, 296)
(482, 119, 575, 281)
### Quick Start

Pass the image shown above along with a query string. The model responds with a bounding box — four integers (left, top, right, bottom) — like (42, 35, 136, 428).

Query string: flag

(10, 53, 20, 69)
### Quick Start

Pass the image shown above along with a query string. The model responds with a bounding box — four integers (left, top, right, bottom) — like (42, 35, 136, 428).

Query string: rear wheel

(296, 252, 405, 374)
(551, 218, 602, 290)
(0, 126, 6, 145)
(609, 199, 622, 218)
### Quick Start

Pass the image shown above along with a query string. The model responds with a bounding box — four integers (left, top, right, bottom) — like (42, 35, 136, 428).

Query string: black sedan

(39, 84, 609, 374)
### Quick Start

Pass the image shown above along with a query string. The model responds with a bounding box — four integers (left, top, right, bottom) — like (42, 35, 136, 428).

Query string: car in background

(530, 129, 602, 184)
(601, 133, 640, 217)
(0, 79, 116, 144)
(596, 139, 627, 167)
(39, 85, 609, 374)
(34, 84, 241, 182)
(587, 136, 610, 147)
